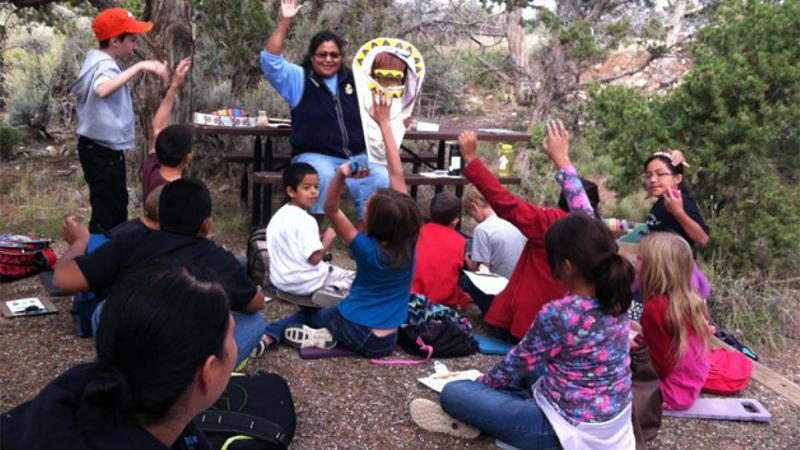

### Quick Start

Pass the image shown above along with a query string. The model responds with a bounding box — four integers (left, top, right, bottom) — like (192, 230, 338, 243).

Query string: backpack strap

(369, 337, 433, 366)
(196, 410, 290, 448)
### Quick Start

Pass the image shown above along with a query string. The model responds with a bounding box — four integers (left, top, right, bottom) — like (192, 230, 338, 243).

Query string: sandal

(409, 398, 480, 439)
(284, 324, 337, 349)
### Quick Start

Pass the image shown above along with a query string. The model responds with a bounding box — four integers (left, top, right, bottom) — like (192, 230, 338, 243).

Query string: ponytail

(77, 260, 231, 432)
(546, 213, 634, 315)
(594, 253, 635, 314)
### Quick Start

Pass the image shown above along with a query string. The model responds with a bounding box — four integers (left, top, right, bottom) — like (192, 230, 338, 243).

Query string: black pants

(77, 136, 128, 234)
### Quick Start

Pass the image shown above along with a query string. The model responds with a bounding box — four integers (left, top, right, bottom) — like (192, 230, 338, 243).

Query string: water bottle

(449, 143, 463, 175)
(497, 143, 514, 176)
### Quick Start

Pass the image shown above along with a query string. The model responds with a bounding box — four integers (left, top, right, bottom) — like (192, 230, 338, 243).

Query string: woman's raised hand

(280, 0, 303, 20)
(542, 120, 571, 169)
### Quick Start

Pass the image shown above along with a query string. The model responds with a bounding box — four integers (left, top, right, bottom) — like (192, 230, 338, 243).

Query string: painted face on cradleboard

(288, 174, 320, 209)
(644, 158, 683, 198)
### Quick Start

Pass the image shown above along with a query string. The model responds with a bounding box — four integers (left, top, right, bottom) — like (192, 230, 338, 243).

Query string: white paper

(463, 270, 509, 295)
(415, 121, 440, 132)
(418, 363, 483, 393)
(419, 171, 461, 179)
(477, 128, 516, 134)
(6, 297, 46, 315)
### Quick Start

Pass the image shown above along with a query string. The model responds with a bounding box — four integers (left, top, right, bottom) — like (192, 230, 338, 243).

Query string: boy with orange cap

(71, 8, 168, 234)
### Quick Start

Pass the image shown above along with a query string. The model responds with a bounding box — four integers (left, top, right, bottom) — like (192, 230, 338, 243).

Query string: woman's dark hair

(302, 30, 346, 69)
(644, 153, 692, 196)
(78, 260, 230, 432)
(365, 188, 422, 269)
(545, 213, 634, 315)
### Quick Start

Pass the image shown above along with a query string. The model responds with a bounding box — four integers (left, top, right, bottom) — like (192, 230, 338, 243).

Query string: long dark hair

(644, 153, 692, 197)
(545, 213, 634, 315)
(365, 188, 422, 269)
(301, 30, 346, 70)
(78, 260, 230, 432)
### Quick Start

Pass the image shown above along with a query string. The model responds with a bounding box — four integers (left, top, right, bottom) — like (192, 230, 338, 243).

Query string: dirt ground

(2, 149, 800, 449)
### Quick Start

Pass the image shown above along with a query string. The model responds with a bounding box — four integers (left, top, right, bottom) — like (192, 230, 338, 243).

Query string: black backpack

(197, 371, 295, 450)
(398, 294, 478, 358)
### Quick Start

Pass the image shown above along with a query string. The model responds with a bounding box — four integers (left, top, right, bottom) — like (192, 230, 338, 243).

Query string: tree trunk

(134, 0, 193, 162)
(505, 8, 531, 106)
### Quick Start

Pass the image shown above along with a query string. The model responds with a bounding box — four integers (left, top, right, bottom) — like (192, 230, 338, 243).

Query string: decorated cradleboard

(352, 37, 425, 165)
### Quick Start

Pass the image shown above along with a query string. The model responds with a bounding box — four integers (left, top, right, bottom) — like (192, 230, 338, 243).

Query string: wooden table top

(189, 123, 529, 142)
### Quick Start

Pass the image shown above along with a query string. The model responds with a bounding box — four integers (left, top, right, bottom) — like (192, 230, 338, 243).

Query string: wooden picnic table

(189, 123, 529, 227)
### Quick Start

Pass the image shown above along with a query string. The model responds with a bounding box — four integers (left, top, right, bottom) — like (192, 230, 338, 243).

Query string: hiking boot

(284, 324, 337, 349)
(409, 398, 480, 439)
(311, 286, 348, 308)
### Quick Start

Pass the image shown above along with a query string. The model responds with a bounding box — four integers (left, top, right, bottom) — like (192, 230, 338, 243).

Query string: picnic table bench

(189, 123, 528, 227)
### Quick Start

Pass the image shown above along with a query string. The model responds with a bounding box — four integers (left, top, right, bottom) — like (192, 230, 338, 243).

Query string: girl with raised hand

(636, 232, 712, 410)
(260, 92, 423, 357)
(643, 151, 709, 248)
(640, 150, 711, 301)
(1, 261, 236, 450)
(410, 213, 636, 450)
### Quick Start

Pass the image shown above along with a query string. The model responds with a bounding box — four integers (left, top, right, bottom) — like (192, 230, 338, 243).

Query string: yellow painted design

(373, 69, 405, 79)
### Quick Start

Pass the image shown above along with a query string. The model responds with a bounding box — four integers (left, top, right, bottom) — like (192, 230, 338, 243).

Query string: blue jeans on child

(292, 152, 389, 219)
(264, 306, 397, 357)
(92, 301, 264, 367)
(440, 365, 559, 450)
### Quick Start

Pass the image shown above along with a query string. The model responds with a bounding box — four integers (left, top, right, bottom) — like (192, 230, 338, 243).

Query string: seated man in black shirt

(54, 178, 266, 364)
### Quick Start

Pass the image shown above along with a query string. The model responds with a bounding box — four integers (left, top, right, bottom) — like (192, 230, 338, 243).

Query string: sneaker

(250, 336, 271, 358)
(284, 324, 337, 349)
(409, 398, 480, 439)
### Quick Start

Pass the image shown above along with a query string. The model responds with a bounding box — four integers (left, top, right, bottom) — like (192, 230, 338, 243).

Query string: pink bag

(703, 348, 753, 395)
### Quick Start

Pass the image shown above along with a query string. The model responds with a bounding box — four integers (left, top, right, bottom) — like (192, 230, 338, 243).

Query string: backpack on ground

(0, 235, 57, 282)
(246, 227, 271, 290)
(702, 347, 753, 395)
(399, 293, 478, 358)
(197, 371, 295, 450)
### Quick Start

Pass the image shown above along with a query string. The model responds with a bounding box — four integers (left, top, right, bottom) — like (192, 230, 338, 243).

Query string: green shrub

(584, 0, 800, 275)
(0, 125, 19, 160)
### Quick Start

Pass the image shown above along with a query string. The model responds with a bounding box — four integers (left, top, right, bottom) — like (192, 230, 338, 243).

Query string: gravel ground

(2, 232, 799, 449)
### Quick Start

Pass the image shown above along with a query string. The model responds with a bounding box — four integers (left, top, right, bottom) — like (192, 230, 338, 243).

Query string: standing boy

(71, 8, 168, 233)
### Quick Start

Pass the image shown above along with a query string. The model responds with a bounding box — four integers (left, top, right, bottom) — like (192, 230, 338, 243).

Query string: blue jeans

(232, 310, 266, 366)
(292, 152, 389, 219)
(440, 376, 560, 450)
(93, 301, 263, 367)
(264, 306, 397, 357)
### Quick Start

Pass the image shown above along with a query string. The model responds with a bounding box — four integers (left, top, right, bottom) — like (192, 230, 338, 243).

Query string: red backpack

(0, 235, 57, 282)
(702, 348, 753, 395)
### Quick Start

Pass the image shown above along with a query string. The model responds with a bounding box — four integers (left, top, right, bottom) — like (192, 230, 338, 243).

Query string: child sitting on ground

(410, 213, 636, 449)
(411, 192, 471, 309)
(459, 185, 527, 315)
(636, 232, 711, 410)
(266, 162, 355, 297)
(260, 92, 422, 356)
(142, 57, 192, 201)
(457, 122, 598, 342)
(642, 150, 710, 298)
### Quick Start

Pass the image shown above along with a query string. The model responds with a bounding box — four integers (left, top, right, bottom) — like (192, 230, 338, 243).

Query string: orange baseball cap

(92, 8, 153, 41)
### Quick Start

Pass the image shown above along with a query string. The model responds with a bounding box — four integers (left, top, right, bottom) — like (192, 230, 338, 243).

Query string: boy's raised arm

(149, 57, 191, 153)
